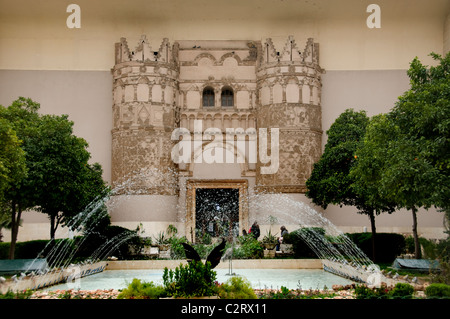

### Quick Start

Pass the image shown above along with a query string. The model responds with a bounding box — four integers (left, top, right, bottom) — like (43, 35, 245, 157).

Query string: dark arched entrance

(195, 188, 239, 241)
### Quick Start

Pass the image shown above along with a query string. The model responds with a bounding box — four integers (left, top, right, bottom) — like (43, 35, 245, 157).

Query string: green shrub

(346, 232, 405, 263)
(283, 227, 325, 258)
(233, 235, 263, 259)
(117, 278, 167, 299)
(163, 261, 218, 298)
(76, 225, 138, 259)
(436, 238, 450, 262)
(258, 286, 337, 299)
(354, 284, 390, 299)
(405, 236, 441, 259)
(0, 225, 138, 262)
(390, 283, 414, 299)
(0, 289, 33, 299)
(0, 242, 10, 259)
(431, 260, 450, 284)
(217, 276, 257, 299)
(14, 240, 51, 259)
(425, 283, 450, 299)
(169, 236, 188, 259)
(0, 239, 67, 260)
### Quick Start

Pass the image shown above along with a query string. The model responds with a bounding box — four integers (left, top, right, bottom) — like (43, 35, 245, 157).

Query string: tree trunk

(411, 206, 421, 259)
(369, 210, 377, 262)
(9, 201, 22, 260)
(50, 213, 56, 240)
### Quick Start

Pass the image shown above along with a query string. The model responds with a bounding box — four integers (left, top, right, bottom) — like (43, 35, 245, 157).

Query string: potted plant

(154, 231, 171, 251)
(262, 229, 278, 250)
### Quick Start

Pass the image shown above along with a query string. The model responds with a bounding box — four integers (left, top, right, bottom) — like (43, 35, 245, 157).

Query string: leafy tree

(306, 109, 396, 261)
(0, 97, 109, 259)
(381, 52, 449, 258)
(0, 118, 27, 242)
(0, 97, 41, 258)
(306, 109, 369, 208)
(389, 52, 449, 213)
(0, 118, 27, 200)
(352, 53, 449, 259)
(27, 114, 108, 239)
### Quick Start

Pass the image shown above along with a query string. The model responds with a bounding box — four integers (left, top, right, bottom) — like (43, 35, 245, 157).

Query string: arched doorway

(185, 179, 248, 243)
(195, 188, 239, 241)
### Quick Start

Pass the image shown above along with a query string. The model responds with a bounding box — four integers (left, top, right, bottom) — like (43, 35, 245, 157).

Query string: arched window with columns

(202, 87, 215, 107)
(221, 87, 234, 107)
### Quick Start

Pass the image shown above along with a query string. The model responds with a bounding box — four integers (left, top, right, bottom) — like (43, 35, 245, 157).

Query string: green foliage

(0, 97, 108, 248)
(354, 284, 391, 299)
(117, 278, 167, 299)
(355, 283, 415, 299)
(0, 97, 41, 258)
(386, 52, 450, 210)
(404, 236, 441, 260)
(261, 229, 278, 244)
(349, 114, 398, 215)
(77, 225, 138, 260)
(390, 283, 415, 299)
(259, 286, 337, 299)
(0, 289, 33, 299)
(283, 227, 325, 258)
(425, 283, 450, 298)
(0, 226, 138, 262)
(154, 231, 170, 245)
(347, 53, 450, 259)
(163, 261, 218, 297)
(306, 109, 371, 209)
(307, 109, 395, 218)
(197, 232, 212, 244)
(217, 276, 257, 299)
(436, 238, 450, 262)
(431, 260, 450, 285)
(28, 114, 108, 239)
(346, 232, 405, 263)
(168, 235, 188, 259)
(232, 234, 263, 259)
(0, 239, 73, 260)
(0, 117, 27, 203)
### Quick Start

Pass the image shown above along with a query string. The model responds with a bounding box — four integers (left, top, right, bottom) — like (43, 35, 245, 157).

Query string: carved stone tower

(111, 36, 179, 195)
(255, 37, 323, 194)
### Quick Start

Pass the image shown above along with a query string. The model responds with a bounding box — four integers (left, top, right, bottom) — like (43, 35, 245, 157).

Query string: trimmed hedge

(0, 240, 52, 260)
(282, 229, 406, 262)
(283, 227, 326, 258)
(425, 283, 450, 298)
(0, 225, 138, 261)
(346, 232, 406, 263)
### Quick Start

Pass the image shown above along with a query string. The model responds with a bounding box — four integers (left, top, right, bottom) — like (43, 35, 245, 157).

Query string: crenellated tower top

(258, 36, 320, 66)
(115, 36, 178, 66)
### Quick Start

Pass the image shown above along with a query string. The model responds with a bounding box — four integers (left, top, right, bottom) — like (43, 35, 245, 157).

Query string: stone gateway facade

(1, 1, 447, 242)
(110, 36, 323, 240)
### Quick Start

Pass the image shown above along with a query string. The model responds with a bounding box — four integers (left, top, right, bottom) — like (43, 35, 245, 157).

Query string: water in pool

(44, 268, 355, 291)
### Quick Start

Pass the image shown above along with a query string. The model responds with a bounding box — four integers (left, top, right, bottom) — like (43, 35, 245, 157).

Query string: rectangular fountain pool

(43, 268, 355, 291)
